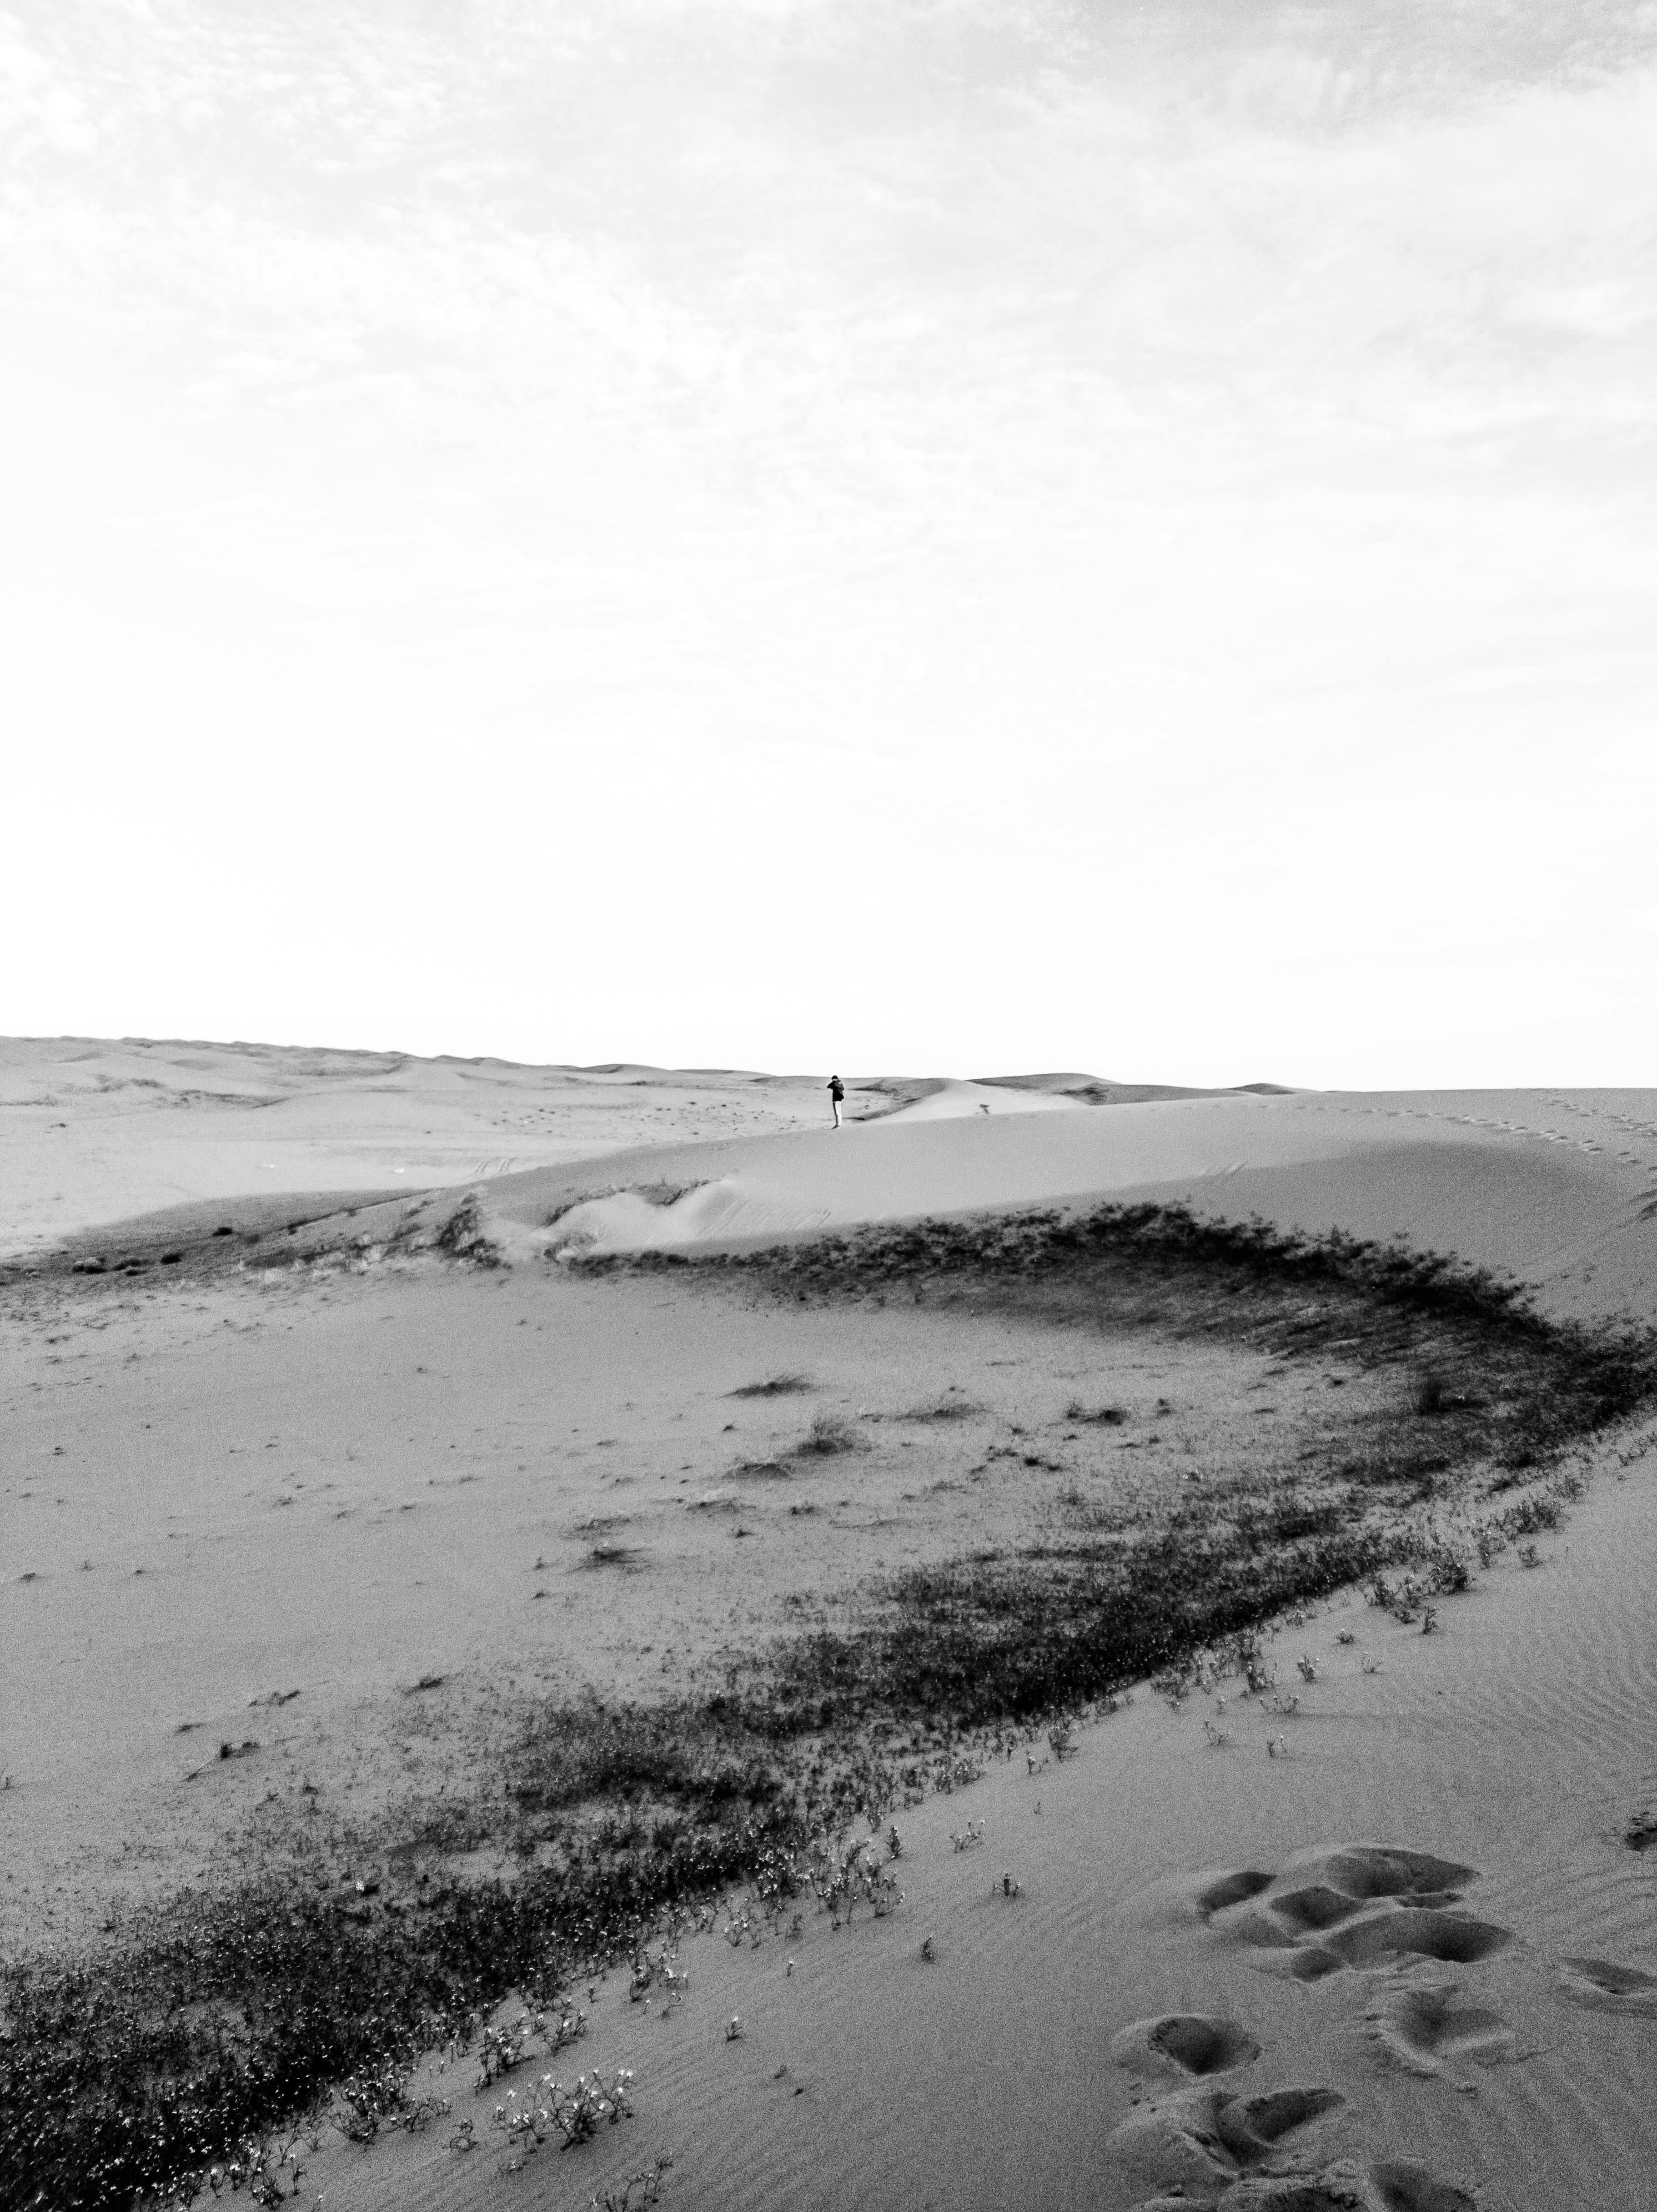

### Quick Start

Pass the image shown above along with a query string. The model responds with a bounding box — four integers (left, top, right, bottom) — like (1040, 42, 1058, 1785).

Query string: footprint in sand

(1111, 2013, 1262, 2080)
(1366, 1978, 1515, 2075)
(1555, 1955, 1657, 2015)
(1109, 2081, 1345, 2195)
(1127, 2154, 1477, 2211)
(1192, 1868, 1278, 1917)
(1366, 2162, 1480, 2212)
(1184, 1846, 1513, 1982)
(1303, 1907, 1513, 1978)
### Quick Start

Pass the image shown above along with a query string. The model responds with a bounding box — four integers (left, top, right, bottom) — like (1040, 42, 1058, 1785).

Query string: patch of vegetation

(756, 1496, 1392, 1733)
(885, 1396, 982, 1422)
(728, 1374, 813, 1398)
(590, 1201, 1657, 1472)
(0, 1797, 806, 2212)
(8, 1205, 1653, 2211)
(794, 1410, 866, 1456)
(580, 1542, 644, 1570)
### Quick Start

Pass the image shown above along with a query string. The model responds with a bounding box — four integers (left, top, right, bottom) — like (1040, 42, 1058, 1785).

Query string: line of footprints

(1108, 1843, 1656, 2211)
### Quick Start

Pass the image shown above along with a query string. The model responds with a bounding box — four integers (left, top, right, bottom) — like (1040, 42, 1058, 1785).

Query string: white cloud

(2, 0, 1654, 1079)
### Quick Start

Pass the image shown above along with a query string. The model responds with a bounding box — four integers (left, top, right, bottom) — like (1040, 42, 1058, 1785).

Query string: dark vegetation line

(6, 1205, 1654, 2212)
(594, 1200, 1654, 1454)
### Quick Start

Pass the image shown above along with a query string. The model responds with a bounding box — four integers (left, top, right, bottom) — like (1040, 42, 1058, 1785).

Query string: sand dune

(0, 1037, 842, 1258)
(483, 1086, 1657, 1321)
(880, 1075, 1089, 1120)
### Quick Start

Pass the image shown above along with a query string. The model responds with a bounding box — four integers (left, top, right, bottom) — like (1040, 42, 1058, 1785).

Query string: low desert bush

(1414, 1372, 1450, 1415)
(796, 1410, 866, 1456)
(594, 2156, 674, 2211)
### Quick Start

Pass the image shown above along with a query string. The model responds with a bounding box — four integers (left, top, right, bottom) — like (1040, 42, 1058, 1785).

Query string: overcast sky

(4, 0, 1654, 1085)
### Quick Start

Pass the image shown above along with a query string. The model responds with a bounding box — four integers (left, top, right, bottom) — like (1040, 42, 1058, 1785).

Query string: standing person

(827, 1073, 845, 1129)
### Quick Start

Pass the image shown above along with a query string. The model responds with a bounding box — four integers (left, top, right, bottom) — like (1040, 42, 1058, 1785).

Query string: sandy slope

(486, 1087, 1657, 1323)
(4, 1260, 1317, 1947)
(323, 1443, 1656, 2212)
(6, 1048, 1657, 2212)
(0, 1038, 1252, 1263)
(880, 1076, 1089, 1120)
(8, 1247, 1655, 2212)
(0, 1037, 846, 1258)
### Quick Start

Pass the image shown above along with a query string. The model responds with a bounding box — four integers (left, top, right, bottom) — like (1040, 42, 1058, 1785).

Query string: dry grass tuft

(795, 1410, 866, 1456)
(890, 1397, 982, 1423)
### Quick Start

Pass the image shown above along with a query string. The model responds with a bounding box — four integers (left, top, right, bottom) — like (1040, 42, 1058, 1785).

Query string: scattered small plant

(1296, 1655, 1318, 1683)
(1335, 1630, 1356, 1645)
(722, 1903, 760, 1948)
(724, 2016, 741, 2042)
(477, 2005, 587, 2087)
(797, 1411, 865, 1456)
(1418, 1540, 1472, 1593)
(630, 1945, 685, 2007)
(493, 2068, 634, 2166)
(1203, 1720, 1231, 1748)
(807, 1832, 902, 1924)
(930, 1746, 984, 1793)
(1414, 1373, 1450, 1415)
(594, 2156, 674, 2211)
(182, 2128, 317, 2205)
(1000, 1871, 1021, 1899)
(333, 2059, 448, 2144)
(951, 1819, 985, 1853)
(1518, 1541, 1541, 1568)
